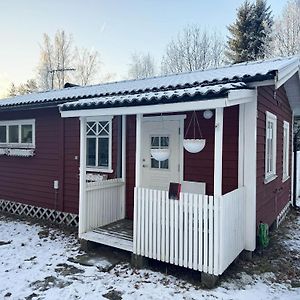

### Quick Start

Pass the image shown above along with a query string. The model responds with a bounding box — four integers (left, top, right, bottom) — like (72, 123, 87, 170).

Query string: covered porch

(60, 85, 257, 275)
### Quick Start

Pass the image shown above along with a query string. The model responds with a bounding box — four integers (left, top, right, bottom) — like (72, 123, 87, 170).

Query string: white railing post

(135, 114, 142, 187)
(121, 115, 126, 218)
(79, 117, 87, 237)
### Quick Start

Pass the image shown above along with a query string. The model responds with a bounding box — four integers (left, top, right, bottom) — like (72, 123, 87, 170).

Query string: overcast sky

(0, 0, 287, 96)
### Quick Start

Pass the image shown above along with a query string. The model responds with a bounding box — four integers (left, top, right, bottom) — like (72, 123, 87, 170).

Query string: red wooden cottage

(0, 56, 299, 280)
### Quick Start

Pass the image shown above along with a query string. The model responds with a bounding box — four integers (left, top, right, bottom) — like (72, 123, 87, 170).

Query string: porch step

(81, 230, 133, 252)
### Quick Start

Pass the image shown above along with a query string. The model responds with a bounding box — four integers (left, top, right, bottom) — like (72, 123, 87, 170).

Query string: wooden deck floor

(81, 219, 133, 252)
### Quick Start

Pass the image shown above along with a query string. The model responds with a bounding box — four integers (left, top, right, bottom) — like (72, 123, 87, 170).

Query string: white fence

(82, 178, 125, 232)
(133, 186, 245, 275)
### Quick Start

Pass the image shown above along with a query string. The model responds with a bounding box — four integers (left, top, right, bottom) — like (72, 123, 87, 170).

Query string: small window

(0, 119, 35, 148)
(265, 112, 277, 183)
(283, 121, 289, 181)
(150, 135, 169, 170)
(86, 118, 112, 172)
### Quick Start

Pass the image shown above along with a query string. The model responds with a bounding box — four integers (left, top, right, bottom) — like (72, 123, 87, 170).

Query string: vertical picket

(183, 193, 188, 268)
(208, 195, 214, 274)
(149, 189, 153, 259)
(157, 190, 161, 261)
(179, 193, 184, 266)
(170, 198, 174, 264)
(188, 193, 193, 269)
(174, 199, 179, 265)
(153, 189, 157, 260)
(193, 194, 198, 270)
(161, 191, 166, 261)
(165, 192, 170, 263)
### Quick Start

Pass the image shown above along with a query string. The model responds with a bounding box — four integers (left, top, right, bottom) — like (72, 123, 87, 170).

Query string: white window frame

(0, 119, 35, 149)
(265, 111, 277, 183)
(86, 116, 113, 173)
(282, 120, 289, 182)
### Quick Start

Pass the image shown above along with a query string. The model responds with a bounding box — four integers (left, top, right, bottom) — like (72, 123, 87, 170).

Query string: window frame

(86, 116, 113, 173)
(0, 119, 35, 149)
(264, 111, 277, 184)
(282, 120, 290, 182)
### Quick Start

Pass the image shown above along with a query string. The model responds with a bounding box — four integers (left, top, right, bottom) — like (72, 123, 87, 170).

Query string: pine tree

(226, 0, 273, 63)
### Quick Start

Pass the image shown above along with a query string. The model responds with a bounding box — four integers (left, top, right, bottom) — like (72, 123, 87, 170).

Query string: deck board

(82, 219, 134, 252)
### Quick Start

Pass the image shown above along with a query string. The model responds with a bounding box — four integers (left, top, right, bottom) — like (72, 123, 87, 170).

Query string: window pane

(160, 136, 169, 147)
(99, 121, 109, 136)
(86, 138, 96, 166)
(21, 125, 32, 143)
(87, 122, 96, 136)
(151, 158, 159, 168)
(98, 137, 109, 167)
(160, 159, 169, 169)
(0, 126, 6, 143)
(8, 125, 18, 143)
(151, 136, 159, 147)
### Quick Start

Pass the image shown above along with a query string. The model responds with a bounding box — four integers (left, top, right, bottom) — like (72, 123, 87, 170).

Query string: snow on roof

(0, 56, 298, 109)
(61, 82, 249, 110)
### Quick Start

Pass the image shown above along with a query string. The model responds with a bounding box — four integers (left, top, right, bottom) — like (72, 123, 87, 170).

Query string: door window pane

(21, 125, 32, 143)
(87, 138, 96, 166)
(0, 126, 6, 143)
(9, 125, 19, 143)
(98, 138, 109, 167)
(150, 135, 169, 170)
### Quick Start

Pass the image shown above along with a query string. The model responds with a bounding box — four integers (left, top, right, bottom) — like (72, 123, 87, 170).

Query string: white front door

(141, 117, 182, 190)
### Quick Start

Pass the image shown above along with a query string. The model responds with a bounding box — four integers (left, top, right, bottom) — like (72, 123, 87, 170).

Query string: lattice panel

(276, 202, 290, 227)
(0, 199, 78, 226)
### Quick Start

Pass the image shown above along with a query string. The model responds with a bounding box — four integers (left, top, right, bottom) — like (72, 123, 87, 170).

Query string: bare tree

(271, 0, 300, 56)
(37, 30, 74, 90)
(74, 48, 101, 85)
(128, 52, 156, 79)
(8, 79, 38, 97)
(161, 25, 225, 75)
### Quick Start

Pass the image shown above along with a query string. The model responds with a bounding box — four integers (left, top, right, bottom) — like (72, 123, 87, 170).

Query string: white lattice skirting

(0, 199, 78, 226)
(276, 201, 291, 228)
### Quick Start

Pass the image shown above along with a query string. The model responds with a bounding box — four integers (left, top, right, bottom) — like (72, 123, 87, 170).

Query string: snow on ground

(1, 213, 300, 300)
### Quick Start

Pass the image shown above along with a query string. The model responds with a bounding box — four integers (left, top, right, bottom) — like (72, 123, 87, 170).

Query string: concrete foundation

(240, 250, 253, 261)
(201, 272, 219, 289)
(131, 254, 149, 269)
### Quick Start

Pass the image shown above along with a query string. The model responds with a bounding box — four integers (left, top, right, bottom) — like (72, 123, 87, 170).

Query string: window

(150, 135, 169, 170)
(0, 119, 35, 148)
(283, 121, 289, 181)
(265, 112, 277, 183)
(86, 117, 112, 172)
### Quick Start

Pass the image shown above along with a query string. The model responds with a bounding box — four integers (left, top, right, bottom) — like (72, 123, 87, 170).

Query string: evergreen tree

(226, 0, 273, 63)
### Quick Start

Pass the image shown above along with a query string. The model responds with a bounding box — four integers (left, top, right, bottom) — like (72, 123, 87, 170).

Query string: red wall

(256, 86, 292, 226)
(0, 107, 80, 214)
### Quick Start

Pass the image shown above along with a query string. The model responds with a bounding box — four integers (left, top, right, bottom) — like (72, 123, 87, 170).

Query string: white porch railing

(82, 178, 125, 233)
(133, 186, 245, 275)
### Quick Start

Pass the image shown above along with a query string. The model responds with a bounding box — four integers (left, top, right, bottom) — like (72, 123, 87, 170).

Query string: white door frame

(135, 114, 185, 188)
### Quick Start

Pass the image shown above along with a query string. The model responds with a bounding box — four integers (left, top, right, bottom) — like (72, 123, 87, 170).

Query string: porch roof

(0, 56, 299, 111)
(59, 82, 249, 112)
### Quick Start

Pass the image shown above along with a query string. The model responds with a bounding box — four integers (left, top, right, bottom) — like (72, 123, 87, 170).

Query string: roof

(0, 56, 299, 110)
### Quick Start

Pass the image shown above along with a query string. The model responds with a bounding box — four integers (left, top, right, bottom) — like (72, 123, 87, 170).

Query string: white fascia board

(275, 60, 300, 89)
(248, 79, 275, 88)
(227, 89, 257, 106)
(60, 97, 227, 118)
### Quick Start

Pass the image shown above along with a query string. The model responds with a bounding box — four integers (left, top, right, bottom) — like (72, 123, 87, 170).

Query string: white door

(141, 118, 182, 190)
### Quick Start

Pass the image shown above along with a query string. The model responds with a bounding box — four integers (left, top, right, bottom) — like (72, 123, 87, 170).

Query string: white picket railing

(82, 178, 125, 232)
(133, 186, 245, 275)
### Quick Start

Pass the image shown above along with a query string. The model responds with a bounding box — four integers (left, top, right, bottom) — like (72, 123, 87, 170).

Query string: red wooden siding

(256, 86, 292, 226)
(0, 108, 80, 214)
(125, 115, 136, 219)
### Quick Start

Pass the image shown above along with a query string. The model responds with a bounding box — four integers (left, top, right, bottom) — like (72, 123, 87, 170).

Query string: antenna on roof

(48, 68, 76, 89)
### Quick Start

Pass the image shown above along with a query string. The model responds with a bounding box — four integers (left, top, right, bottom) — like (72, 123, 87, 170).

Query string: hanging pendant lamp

(183, 111, 206, 153)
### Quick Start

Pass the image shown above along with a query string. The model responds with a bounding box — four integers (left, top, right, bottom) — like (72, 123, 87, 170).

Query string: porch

(74, 97, 256, 275)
